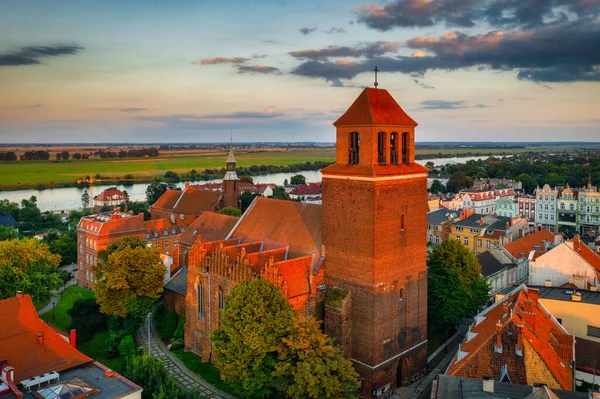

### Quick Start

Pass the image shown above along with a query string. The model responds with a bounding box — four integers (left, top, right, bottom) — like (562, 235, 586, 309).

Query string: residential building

(450, 214, 529, 254)
(477, 250, 517, 295)
(557, 185, 579, 235)
(502, 229, 557, 282)
(496, 197, 518, 218)
(518, 195, 537, 223)
(144, 215, 195, 256)
(577, 179, 600, 237)
(459, 188, 516, 215)
(33, 230, 61, 240)
(76, 210, 146, 288)
(473, 178, 523, 191)
(150, 185, 222, 220)
(93, 188, 128, 211)
(426, 208, 461, 245)
(0, 292, 142, 399)
(427, 194, 440, 212)
(446, 285, 575, 391)
(288, 182, 322, 200)
(535, 184, 558, 231)
(439, 195, 463, 211)
(529, 236, 600, 289)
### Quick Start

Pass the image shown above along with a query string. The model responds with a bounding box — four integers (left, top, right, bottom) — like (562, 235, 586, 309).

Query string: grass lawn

(171, 348, 236, 396)
(77, 331, 121, 373)
(33, 298, 50, 311)
(39, 285, 95, 332)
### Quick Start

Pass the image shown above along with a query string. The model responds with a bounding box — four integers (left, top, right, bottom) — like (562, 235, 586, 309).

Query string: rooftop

(0, 212, 17, 227)
(477, 251, 509, 278)
(567, 237, 600, 281)
(178, 212, 239, 245)
(333, 88, 417, 127)
(536, 286, 600, 305)
(164, 266, 188, 296)
(151, 188, 222, 215)
(93, 189, 128, 202)
(427, 209, 460, 225)
(503, 230, 555, 261)
(78, 212, 145, 236)
(453, 214, 511, 230)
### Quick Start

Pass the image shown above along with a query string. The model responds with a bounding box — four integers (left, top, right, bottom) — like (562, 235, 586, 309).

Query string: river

(1, 155, 499, 213)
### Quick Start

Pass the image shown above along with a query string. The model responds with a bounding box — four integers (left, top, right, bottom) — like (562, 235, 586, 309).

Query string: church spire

(227, 135, 236, 164)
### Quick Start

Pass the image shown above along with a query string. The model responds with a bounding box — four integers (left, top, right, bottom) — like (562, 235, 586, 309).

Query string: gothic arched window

(349, 132, 360, 165)
(198, 283, 204, 321)
(402, 132, 409, 164)
(218, 286, 225, 311)
(390, 133, 398, 164)
(378, 132, 386, 164)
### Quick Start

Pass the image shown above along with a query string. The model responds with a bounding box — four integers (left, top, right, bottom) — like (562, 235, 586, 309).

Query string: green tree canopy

(428, 239, 490, 331)
(429, 179, 446, 194)
(93, 237, 165, 318)
(290, 175, 306, 185)
(239, 176, 254, 184)
(45, 230, 77, 265)
(274, 318, 359, 399)
(0, 238, 62, 302)
(239, 192, 258, 213)
(446, 172, 472, 193)
(212, 279, 297, 398)
(81, 190, 90, 209)
(219, 207, 241, 217)
(271, 186, 292, 201)
(145, 180, 180, 205)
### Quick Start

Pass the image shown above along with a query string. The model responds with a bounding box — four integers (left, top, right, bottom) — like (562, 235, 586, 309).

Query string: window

(477, 239, 482, 247)
(570, 204, 575, 211)
(165, 241, 170, 248)
(429, 235, 433, 242)
(401, 132, 409, 164)
(218, 287, 225, 311)
(464, 237, 469, 245)
(561, 203, 565, 210)
(486, 241, 491, 248)
(377, 132, 386, 164)
(588, 325, 600, 338)
(156, 242, 160, 247)
(349, 132, 360, 164)
(198, 283, 204, 321)
(456, 236, 460, 241)
(390, 133, 398, 164)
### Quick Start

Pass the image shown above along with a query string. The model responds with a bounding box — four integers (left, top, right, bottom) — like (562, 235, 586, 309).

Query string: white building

(535, 184, 558, 230)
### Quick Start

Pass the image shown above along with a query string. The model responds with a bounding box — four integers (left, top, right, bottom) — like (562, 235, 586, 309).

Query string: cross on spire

(373, 66, 379, 88)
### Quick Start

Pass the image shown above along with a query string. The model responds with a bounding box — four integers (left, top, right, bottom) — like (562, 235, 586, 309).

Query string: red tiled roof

(503, 230, 555, 261)
(144, 216, 195, 238)
(276, 256, 313, 298)
(291, 183, 322, 196)
(178, 212, 239, 245)
(0, 295, 92, 382)
(78, 213, 146, 236)
(94, 189, 128, 202)
(173, 188, 221, 215)
(446, 285, 574, 390)
(150, 189, 181, 210)
(571, 237, 600, 281)
(334, 88, 417, 127)
(246, 247, 288, 272)
(230, 197, 322, 259)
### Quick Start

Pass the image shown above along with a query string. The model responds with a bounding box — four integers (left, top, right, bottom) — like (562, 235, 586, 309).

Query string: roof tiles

(504, 230, 555, 260)
(334, 88, 417, 127)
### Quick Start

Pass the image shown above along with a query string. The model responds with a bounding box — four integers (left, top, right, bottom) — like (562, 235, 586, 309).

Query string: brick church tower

(223, 139, 239, 209)
(322, 87, 429, 397)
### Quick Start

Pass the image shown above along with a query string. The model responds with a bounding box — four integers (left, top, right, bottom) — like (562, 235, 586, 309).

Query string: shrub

(68, 298, 107, 343)
(173, 314, 186, 341)
(159, 309, 178, 340)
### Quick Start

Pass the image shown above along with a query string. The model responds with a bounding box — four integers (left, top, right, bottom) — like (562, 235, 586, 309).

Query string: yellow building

(450, 213, 530, 254)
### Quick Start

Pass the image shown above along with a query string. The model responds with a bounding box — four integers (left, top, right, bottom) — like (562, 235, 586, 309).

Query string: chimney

(483, 377, 494, 393)
(545, 279, 552, 287)
(170, 213, 176, 224)
(516, 324, 524, 355)
(572, 290, 582, 302)
(37, 332, 44, 347)
(16, 291, 22, 301)
(506, 221, 510, 230)
(495, 320, 503, 353)
(69, 329, 77, 347)
(479, 217, 484, 226)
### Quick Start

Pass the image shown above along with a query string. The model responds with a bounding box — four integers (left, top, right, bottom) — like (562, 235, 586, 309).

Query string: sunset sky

(0, 0, 599, 143)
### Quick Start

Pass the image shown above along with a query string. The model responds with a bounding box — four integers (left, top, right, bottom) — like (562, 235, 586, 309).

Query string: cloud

(289, 20, 600, 83)
(355, 0, 599, 31)
(237, 65, 281, 74)
(202, 111, 284, 119)
(473, 104, 488, 108)
(419, 100, 468, 110)
(98, 107, 148, 113)
(0, 44, 83, 67)
(252, 54, 268, 59)
(324, 27, 347, 34)
(289, 41, 402, 60)
(299, 27, 318, 35)
(413, 78, 435, 89)
(197, 56, 249, 65)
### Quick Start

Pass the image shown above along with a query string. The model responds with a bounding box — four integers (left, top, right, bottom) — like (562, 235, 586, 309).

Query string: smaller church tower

(223, 138, 239, 209)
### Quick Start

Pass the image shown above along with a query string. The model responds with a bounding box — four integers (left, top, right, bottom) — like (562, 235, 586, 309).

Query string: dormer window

(377, 132, 386, 164)
(390, 133, 398, 165)
(349, 132, 360, 165)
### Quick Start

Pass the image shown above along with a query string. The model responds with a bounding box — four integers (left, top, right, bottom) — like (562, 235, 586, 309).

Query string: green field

(1, 145, 590, 190)
(40, 285, 95, 331)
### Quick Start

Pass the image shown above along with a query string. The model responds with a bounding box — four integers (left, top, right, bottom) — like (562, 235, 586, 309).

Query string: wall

(530, 244, 597, 287)
(539, 298, 600, 343)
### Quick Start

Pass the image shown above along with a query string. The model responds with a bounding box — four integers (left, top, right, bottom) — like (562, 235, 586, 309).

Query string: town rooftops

(0, 212, 17, 228)
(178, 212, 239, 245)
(290, 182, 322, 196)
(427, 209, 460, 225)
(0, 294, 92, 382)
(536, 286, 600, 305)
(477, 251, 508, 278)
(432, 375, 587, 399)
(77, 211, 145, 236)
(452, 214, 511, 230)
(503, 229, 555, 261)
(228, 197, 322, 260)
(144, 216, 195, 240)
(333, 88, 417, 127)
(151, 187, 222, 215)
(446, 284, 574, 391)
(93, 189, 128, 202)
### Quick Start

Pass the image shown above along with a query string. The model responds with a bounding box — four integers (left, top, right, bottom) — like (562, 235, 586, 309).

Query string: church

(166, 85, 429, 397)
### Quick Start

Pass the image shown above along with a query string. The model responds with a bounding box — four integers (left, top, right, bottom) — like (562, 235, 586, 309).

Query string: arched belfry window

(349, 132, 360, 165)
(390, 133, 398, 165)
(402, 132, 409, 164)
(198, 283, 204, 321)
(377, 132, 386, 164)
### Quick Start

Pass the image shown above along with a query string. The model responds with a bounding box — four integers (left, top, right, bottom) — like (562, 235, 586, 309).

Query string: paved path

(136, 314, 235, 399)
(37, 273, 77, 315)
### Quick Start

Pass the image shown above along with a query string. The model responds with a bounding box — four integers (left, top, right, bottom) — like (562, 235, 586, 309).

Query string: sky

(0, 0, 599, 143)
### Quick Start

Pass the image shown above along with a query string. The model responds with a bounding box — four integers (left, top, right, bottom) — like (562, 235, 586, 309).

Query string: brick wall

(324, 293, 352, 358)
(164, 291, 186, 316)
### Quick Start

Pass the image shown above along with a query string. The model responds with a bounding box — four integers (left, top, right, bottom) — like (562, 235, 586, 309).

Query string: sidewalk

(37, 276, 77, 315)
(136, 314, 234, 399)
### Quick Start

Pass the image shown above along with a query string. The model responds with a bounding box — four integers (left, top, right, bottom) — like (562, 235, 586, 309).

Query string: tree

(123, 354, 186, 399)
(60, 151, 69, 160)
(240, 192, 258, 213)
(283, 178, 289, 186)
(425, 161, 435, 169)
(145, 180, 179, 205)
(446, 172, 472, 193)
(290, 175, 306, 185)
(271, 186, 292, 201)
(46, 230, 77, 265)
(219, 207, 241, 217)
(93, 237, 165, 318)
(274, 318, 359, 399)
(81, 189, 90, 209)
(212, 279, 297, 398)
(124, 201, 150, 220)
(0, 226, 17, 241)
(0, 238, 62, 302)
(72, 153, 82, 160)
(427, 239, 490, 332)
(239, 176, 254, 184)
(68, 298, 107, 343)
(429, 179, 446, 194)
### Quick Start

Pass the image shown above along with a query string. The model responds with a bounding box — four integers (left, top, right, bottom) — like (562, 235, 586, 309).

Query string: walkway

(136, 314, 234, 399)
(37, 266, 77, 315)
